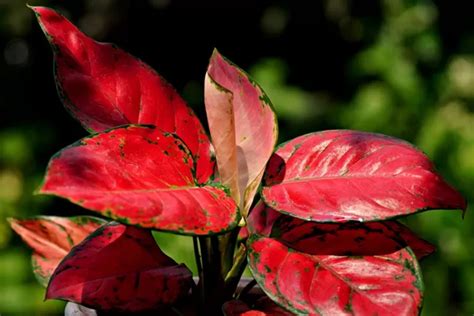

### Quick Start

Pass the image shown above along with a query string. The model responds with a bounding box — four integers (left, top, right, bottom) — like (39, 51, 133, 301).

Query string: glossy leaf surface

(263, 130, 466, 222)
(247, 201, 281, 237)
(248, 229, 424, 315)
(247, 202, 435, 260)
(40, 126, 239, 235)
(47, 223, 193, 312)
(205, 50, 278, 214)
(31, 6, 214, 182)
(8, 216, 105, 286)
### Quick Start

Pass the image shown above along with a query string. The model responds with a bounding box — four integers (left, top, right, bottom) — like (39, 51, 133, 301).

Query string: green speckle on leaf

(394, 274, 405, 281)
(344, 302, 353, 313)
(403, 259, 416, 275)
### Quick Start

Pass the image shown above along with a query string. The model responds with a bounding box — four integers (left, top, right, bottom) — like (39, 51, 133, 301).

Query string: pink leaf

(8, 216, 105, 286)
(205, 50, 278, 214)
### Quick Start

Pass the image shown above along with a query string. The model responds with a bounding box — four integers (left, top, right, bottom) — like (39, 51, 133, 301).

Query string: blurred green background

(0, 0, 473, 315)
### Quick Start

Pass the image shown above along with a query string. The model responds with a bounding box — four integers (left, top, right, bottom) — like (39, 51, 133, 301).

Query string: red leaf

(8, 216, 105, 286)
(247, 202, 435, 260)
(205, 50, 278, 214)
(262, 130, 466, 222)
(47, 222, 193, 312)
(387, 221, 436, 260)
(30, 6, 214, 183)
(275, 217, 435, 260)
(223, 298, 292, 316)
(247, 232, 424, 315)
(39, 125, 239, 235)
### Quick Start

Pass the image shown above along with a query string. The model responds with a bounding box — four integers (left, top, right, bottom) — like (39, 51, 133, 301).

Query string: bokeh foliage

(1, 0, 472, 315)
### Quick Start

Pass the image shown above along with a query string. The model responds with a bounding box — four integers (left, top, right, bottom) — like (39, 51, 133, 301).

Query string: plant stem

(224, 243, 248, 296)
(193, 236, 202, 278)
(196, 236, 226, 314)
(237, 279, 257, 300)
(218, 229, 237, 277)
(195, 227, 248, 314)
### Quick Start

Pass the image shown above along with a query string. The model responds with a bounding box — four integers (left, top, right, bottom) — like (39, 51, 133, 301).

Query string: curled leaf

(248, 232, 424, 315)
(30, 6, 214, 182)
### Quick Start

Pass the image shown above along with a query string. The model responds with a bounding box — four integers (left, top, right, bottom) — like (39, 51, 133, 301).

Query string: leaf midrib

(269, 174, 423, 186)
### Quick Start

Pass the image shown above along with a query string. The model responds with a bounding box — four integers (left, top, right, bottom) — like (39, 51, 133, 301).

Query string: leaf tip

(208, 48, 227, 71)
(33, 184, 46, 196)
(26, 4, 37, 11)
(6, 218, 21, 233)
(211, 47, 223, 59)
(27, 5, 48, 17)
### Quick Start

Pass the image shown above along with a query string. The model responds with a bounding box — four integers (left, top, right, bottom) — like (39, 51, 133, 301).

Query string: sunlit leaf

(205, 50, 278, 214)
(39, 125, 239, 235)
(30, 6, 214, 182)
(262, 130, 466, 222)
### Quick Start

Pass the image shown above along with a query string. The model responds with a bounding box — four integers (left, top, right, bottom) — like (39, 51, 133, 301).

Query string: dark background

(1, 0, 473, 314)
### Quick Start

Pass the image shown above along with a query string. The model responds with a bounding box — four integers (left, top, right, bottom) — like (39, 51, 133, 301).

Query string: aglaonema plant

(9, 6, 467, 316)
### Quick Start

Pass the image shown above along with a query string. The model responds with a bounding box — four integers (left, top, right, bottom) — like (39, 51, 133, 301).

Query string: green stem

(196, 227, 244, 314)
(193, 237, 202, 278)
